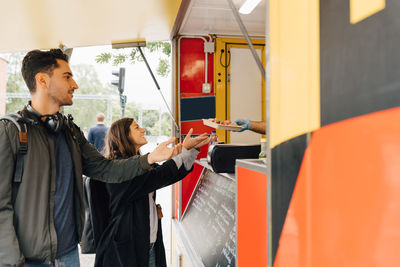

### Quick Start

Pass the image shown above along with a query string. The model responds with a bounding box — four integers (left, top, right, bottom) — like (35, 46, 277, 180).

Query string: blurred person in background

(88, 112, 108, 152)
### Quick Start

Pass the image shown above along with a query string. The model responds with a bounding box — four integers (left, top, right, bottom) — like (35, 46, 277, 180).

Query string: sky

(69, 45, 172, 113)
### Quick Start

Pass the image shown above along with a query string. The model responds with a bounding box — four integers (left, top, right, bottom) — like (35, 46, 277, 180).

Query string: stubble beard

(49, 93, 73, 108)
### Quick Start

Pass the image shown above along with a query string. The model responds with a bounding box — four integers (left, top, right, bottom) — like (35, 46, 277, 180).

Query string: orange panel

(274, 107, 400, 267)
(237, 166, 267, 266)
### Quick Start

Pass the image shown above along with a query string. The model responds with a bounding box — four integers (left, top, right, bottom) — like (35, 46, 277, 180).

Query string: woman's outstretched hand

(148, 137, 178, 164)
(148, 128, 216, 164)
(182, 128, 211, 150)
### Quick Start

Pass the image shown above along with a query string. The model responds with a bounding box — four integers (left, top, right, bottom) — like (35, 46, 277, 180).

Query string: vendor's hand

(234, 119, 251, 132)
(183, 128, 210, 149)
(148, 137, 177, 164)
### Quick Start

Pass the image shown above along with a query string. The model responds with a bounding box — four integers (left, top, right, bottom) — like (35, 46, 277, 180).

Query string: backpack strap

(64, 114, 86, 146)
(0, 114, 35, 183)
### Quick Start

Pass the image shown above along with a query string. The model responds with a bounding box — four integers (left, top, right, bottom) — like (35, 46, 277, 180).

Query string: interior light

(239, 0, 262, 14)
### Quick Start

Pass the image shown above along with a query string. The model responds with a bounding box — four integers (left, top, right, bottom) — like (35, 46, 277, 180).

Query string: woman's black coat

(94, 159, 190, 267)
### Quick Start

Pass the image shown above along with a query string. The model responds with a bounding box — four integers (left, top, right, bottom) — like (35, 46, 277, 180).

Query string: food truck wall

(271, 0, 400, 266)
(170, 0, 400, 267)
(169, 33, 266, 266)
(172, 35, 266, 214)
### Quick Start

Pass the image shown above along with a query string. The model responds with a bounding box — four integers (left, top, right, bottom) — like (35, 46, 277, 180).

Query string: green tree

(95, 42, 171, 77)
(1, 52, 171, 137)
(152, 112, 172, 136)
(142, 109, 159, 136)
(111, 100, 140, 122)
(3, 52, 29, 114)
(5, 52, 26, 93)
(161, 112, 172, 136)
(70, 63, 115, 95)
(2, 54, 118, 126)
(63, 64, 117, 132)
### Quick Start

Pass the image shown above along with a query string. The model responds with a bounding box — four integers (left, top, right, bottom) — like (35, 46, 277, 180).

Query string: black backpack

(80, 177, 110, 254)
(0, 113, 36, 202)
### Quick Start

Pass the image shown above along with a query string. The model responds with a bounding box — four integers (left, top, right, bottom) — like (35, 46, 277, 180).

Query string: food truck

(1, 0, 400, 266)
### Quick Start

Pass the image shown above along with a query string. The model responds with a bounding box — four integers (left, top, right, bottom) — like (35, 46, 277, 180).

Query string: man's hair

(21, 49, 69, 93)
(96, 113, 105, 123)
(103, 118, 137, 159)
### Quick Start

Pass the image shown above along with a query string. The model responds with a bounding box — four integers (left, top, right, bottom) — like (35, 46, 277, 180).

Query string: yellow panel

(215, 38, 228, 143)
(270, 0, 320, 148)
(350, 0, 385, 24)
(261, 47, 265, 122)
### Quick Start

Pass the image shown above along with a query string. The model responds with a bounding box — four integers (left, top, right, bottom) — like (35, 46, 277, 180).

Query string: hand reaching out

(148, 128, 214, 164)
(223, 119, 251, 132)
(234, 119, 251, 132)
(148, 137, 178, 164)
(182, 128, 211, 149)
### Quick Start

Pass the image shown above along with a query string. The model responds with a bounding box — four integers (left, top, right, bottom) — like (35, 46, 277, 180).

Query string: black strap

(13, 153, 24, 183)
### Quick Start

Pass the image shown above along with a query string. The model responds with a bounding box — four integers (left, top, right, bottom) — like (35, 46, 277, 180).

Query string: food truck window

(228, 44, 265, 145)
(214, 38, 265, 144)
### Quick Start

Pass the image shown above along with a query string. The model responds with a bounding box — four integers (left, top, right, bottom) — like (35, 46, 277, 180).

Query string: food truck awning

(0, 0, 265, 53)
(0, 0, 181, 53)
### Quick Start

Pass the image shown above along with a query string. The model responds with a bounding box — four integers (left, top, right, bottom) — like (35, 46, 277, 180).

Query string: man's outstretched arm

(82, 136, 181, 183)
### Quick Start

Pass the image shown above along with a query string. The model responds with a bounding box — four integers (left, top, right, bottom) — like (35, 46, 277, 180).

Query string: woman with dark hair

(94, 118, 211, 267)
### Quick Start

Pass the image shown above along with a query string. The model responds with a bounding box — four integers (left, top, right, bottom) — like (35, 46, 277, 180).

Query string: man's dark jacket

(0, 107, 151, 266)
(88, 124, 108, 152)
(95, 159, 191, 267)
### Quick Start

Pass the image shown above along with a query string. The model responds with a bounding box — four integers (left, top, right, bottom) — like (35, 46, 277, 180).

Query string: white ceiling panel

(179, 0, 266, 36)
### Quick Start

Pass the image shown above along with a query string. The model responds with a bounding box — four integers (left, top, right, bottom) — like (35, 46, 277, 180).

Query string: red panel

(181, 120, 214, 135)
(180, 38, 214, 94)
(198, 144, 208, 159)
(178, 37, 215, 218)
(274, 107, 400, 267)
(237, 166, 267, 267)
(182, 163, 204, 214)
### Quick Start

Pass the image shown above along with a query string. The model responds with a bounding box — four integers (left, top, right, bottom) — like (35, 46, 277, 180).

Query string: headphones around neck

(26, 104, 66, 133)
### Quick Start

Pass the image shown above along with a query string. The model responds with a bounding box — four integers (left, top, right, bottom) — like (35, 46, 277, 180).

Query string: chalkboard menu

(181, 169, 236, 267)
